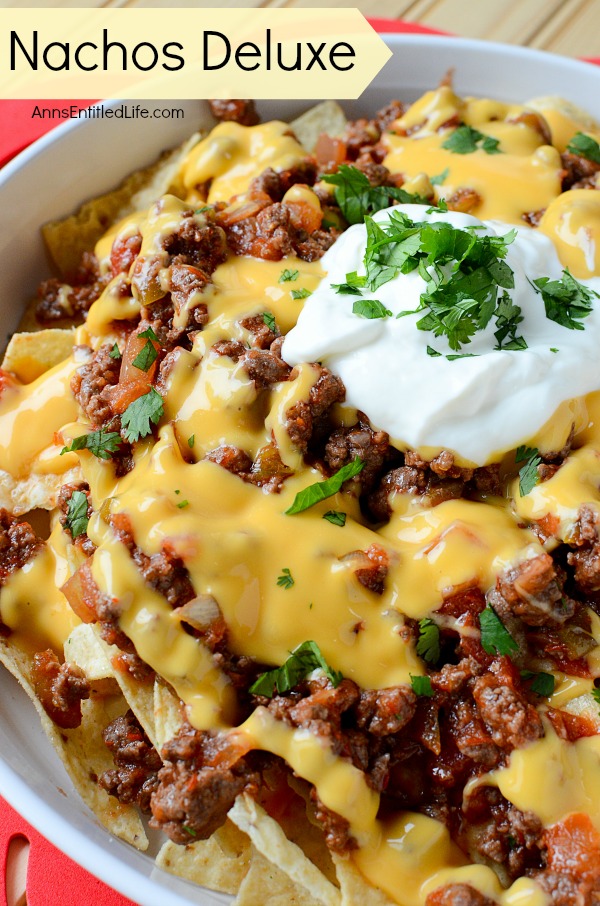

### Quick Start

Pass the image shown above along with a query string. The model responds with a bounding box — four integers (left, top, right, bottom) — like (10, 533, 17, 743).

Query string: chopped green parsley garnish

(479, 604, 518, 657)
(61, 429, 121, 461)
(430, 168, 449, 186)
(279, 268, 299, 283)
(65, 490, 89, 539)
(109, 343, 121, 360)
(566, 132, 600, 164)
(442, 125, 502, 155)
(516, 445, 541, 497)
(331, 272, 366, 295)
(138, 326, 159, 341)
(291, 288, 312, 300)
(550, 347, 559, 353)
(285, 458, 364, 515)
(323, 510, 346, 527)
(249, 640, 342, 697)
(410, 674, 434, 697)
(521, 670, 555, 697)
(263, 311, 277, 332)
(321, 164, 429, 225)
(276, 567, 294, 590)
(352, 299, 392, 320)
(416, 618, 441, 665)
(121, 387, 164, 443)
(188, 434, 195, 448)
(530, 269, 598, 331)
(132, 341, 158, 372)
(426, 345, 442, 357)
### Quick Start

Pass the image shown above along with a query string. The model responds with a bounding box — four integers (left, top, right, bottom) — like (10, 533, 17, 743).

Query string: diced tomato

(314, 133, 347, 168)
(110, 232, 142, 278)
(545, 813, 600, 878)
(61, 560, 103, 624)
(546, 707, 598, 741)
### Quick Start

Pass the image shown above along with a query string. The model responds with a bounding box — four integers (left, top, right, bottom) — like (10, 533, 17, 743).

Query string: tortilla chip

(229, 794, 341, 906)
(0, 465, 83, 516)
(42, 134, 201, 279)
(154, 679, 185, 750)
(64, 624, 118, 696)
(235, 847, 325, 906)
(526, 95, 600, 151)
(3, 329, 75, 383)
(331, 854, 397, 906)
(290, 101, 347, 152)
(0, 639, 148, 850)
(156, 819, 252, 894)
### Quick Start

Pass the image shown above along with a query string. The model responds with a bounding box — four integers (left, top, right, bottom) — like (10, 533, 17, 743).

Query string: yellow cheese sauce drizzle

(2, 86, 600, 906)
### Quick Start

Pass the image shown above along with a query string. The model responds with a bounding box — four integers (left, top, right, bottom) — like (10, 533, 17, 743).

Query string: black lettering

(132, 42, 158, 71)
(329, 42, 355, 71)
(31, 104, 42, 118)
(266, 27, 271, 71)
(103, 29, 128, 70)
(277, 42, 301, 73)
(42, 42, 69, 72)
(74, 41, 98, 72)
(203, 31, 230, 70)
(162, 41, 184, 71)
(235, 41, 260, 72)
(11, 30, 37, 70)
(305, 42, 326, 71)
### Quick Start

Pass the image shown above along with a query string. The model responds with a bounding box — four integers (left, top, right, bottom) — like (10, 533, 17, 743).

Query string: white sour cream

(282, 204, 600, 465)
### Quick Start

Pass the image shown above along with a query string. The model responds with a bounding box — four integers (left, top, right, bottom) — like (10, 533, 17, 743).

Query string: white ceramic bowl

(2, 33, 600, 906)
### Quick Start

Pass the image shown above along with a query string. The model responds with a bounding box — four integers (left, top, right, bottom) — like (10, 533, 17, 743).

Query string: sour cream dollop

(282, 204, 600, 465)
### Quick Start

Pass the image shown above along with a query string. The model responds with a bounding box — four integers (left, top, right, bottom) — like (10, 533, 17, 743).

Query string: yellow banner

(0, 8, 392, 100)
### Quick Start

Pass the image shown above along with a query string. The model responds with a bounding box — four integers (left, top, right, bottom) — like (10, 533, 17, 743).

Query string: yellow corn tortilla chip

(64, 624, 119, 696)
(290, 101, 347, 152)
(229, 794, 341, 906)
(42, 133, 202, 279)
(0, 638, 148, 850)
(0, 465, 83, 516)
(154, 679, 185, 751)
(331, 853, 397, 906)
(3, 329, 75, 383)
(156, 819, 252, 894)
(234, 846, 326, 906)
(526, 95, 600, 151)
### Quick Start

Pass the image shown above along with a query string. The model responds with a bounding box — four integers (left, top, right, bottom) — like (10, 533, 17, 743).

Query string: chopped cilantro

(352, 299, 392, 319)
(263, 311, 277, 332)
(446, 353, 478, 361)
(249, 640, 342, 697)
(493, 292, 527, 351)
(188, 434, 195, 448)
(566, 132, 600, 165)
(65, 490, 89, 539)
(61, 429, 121, 461)
(285, 458, 364, 515)
(276, 567, 294, 590)
(323, 510, 346, 527)
(291, 288, 312, 300)
(279, 268, 299, 283)
(109, 343, 121, 360)
(550, 347, 559, 353)
(442, 125, 502, 155)
(416, 618, 440, 665)
(426, 198, 449, 213)
(426, 345, 442, 357)
(182, 825, 198, 837)
(516, 445, 541, 497)
(479, 604, 518, 657)
(331, 272, 367, 295)
(138, 326, 159, 341)
(176, 500, 189, 509)
(410, 674, 434, 697)
(521, 670, 555, 697)
(592, 687, 600, 716)
(430, 168, 449, 186)
(132, 339, 158, 372)
(531, 269, 597, 331)
(321, 164, 429, 225)
(121, 388, 164, 443)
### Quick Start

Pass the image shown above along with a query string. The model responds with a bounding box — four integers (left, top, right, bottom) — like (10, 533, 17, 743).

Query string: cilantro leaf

(61, 429, 121, 461)
(592, 687, 600, 716)
(430, 168, 449, 186)
(416, 618, 440, 665)
(285, 458, 364, 515)
(65, 490, 89, 538)
(352, 299, 392, 320)
(410, 674, 434, 697)
(132, 339, 158, 372)
(276, 567, 294, 590)
(426, 345, 442, 357)
(291, 288, 311, 300)
(521, 670, 555, 697)
(531, 269, 597, 331)
(323, 510, 346, 527)
(516, 445, 541, 496)
(249, 641, 342, 697)
(479, 604, 518, 656)
(188, 434, 195, 448)
(321, 164, 429, 225)
(176, 499, 189, 509)
(263, 311, 276, 332)
(566, 132, 600, 165)
(121, 388, 164, 443)
(109, 343, 121, 360)
(279, 268, 299, 283)
(442, 125, 502, 155)
(138, 326, 159, 341)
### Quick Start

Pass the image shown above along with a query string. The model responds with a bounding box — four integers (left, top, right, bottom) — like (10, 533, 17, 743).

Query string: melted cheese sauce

(2, 86, 600, 906)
